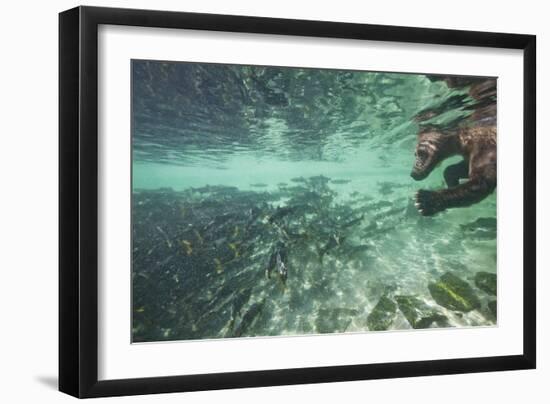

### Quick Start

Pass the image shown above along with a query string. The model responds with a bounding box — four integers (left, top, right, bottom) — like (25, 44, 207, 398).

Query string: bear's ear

(417, 125, 440, 137)
(414, 110, 437, 122)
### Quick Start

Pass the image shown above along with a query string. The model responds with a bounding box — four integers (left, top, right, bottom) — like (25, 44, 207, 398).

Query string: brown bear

(410, 76, 497, 216)
(411, 124, 496, 216)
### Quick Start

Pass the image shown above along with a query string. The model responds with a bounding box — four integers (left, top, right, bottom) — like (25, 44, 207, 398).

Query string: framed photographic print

(59, 6, 536, 398)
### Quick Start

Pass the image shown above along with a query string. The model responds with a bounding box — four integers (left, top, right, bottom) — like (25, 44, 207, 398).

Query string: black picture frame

(59, 5, 536, 398)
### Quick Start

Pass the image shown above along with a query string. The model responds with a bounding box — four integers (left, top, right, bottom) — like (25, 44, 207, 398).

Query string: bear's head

(411, 129, 448, 181)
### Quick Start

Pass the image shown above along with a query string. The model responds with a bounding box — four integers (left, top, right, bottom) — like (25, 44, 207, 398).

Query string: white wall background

(0, 0, 545, 402)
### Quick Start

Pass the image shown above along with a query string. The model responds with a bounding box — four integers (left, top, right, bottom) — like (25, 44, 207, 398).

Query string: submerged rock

(474, 271, 497, 296)
(428, 272, 481, 312)
(367, 295, 397, 331)
(395, 295, 448, 329)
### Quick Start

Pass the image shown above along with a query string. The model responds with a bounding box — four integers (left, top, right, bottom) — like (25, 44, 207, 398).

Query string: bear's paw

(415, 190, 443, 216)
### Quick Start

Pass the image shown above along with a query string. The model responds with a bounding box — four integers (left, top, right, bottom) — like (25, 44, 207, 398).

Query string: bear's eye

(417, 149, 428, 159)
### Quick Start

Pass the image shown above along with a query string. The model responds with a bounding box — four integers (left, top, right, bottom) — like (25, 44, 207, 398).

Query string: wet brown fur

(410, 75, 497, 216)
(411, 125, 496, 216)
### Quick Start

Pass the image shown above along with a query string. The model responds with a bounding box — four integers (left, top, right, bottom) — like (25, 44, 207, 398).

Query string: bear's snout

(411, 170, 423, 181)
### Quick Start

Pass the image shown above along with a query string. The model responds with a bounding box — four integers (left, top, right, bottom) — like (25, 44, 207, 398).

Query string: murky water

(131, 60, 497, 343)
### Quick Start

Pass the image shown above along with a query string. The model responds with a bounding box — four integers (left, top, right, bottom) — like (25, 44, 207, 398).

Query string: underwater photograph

(131, 60, 497, 343)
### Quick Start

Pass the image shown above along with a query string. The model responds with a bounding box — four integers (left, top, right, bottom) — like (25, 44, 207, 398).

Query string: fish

(460, 217, 497, 232)
(193, 229, 204, 245)
(318, 234, 345, 263)
(232, 288, 253, 316)
(275, 249, 288, 284)
(244, 206, 264, 230)
(460, 217, 497, 240)
(330, 179, 351, 185)
(156, 226, 173, 248)
(228, 242, 241, 259)
(341, 214, 365, 229)
(232, 299, 266, 337)
(250, 183, 268, 188)
(267, 206, 296, 224)
(308, 175, 330, 183)
(341, 244, 370, 258)
(180, 239, 193, 256)
(265, 242, 289, 285)
(214, 258, 223, 274)
(224, 287, 254, 335)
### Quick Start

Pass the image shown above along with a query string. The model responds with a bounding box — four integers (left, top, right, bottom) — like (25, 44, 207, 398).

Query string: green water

(131, 60, 497, 342)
